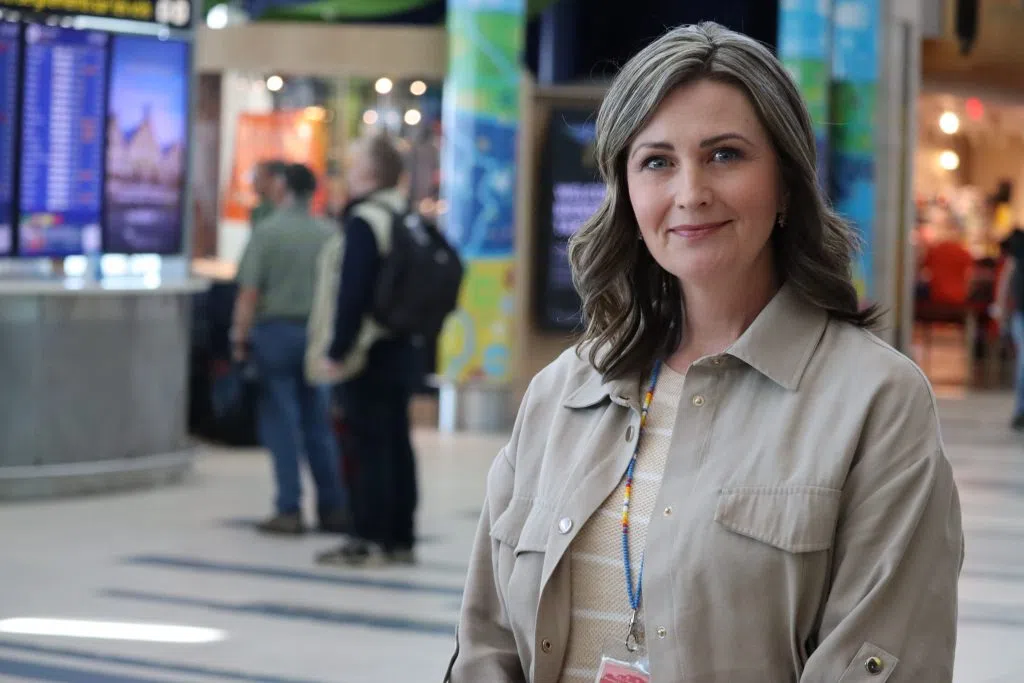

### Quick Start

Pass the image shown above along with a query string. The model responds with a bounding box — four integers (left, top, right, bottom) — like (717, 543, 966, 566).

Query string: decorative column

(777, 0, 833, 189)
(437, 0, 525, 428)
(830, 0, 881, 302)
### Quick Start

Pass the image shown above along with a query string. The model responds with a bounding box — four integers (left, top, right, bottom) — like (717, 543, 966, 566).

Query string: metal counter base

(0, 449, 195, 501)
(437, 382, 513, 433)
(0, 279, 206, 501)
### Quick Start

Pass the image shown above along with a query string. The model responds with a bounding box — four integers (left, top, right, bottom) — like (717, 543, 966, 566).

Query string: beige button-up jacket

(446, 284, 963, 683)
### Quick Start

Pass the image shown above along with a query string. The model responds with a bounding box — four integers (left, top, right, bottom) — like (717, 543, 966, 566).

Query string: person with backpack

(310, 134, 462, 566)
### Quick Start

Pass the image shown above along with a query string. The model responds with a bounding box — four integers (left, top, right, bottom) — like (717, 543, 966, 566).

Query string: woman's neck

(667, 268, 779, 373)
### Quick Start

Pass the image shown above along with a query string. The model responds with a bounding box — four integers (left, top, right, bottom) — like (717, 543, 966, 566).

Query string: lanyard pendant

(625, 608, 641, 653)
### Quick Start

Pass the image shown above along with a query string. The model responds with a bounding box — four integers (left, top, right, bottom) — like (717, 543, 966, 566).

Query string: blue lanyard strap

(621, 359, 662, 648)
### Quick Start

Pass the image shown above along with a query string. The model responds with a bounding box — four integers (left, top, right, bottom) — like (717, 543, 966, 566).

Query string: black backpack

(369, 203, 464, 340)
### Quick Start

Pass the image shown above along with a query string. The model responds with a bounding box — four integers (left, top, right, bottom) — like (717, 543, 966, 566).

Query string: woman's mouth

(668, 220, 731, 239)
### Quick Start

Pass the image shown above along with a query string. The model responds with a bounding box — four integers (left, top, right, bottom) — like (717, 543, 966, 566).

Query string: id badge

(595, 656, 650, 683)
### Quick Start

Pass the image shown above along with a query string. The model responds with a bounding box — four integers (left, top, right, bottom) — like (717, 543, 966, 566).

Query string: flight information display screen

(18, 25, 107, 257)
(0, 23, 19, 255)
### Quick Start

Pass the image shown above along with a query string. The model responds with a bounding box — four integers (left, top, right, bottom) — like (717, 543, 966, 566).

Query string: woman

(446, 23, 962, 683)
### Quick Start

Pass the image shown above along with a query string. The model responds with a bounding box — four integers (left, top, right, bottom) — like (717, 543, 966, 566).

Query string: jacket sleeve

(446, 383, 535, 682)
(445, 451, 524, 682)
(800, 369, 963, 682)
(328, 216, 379, 362)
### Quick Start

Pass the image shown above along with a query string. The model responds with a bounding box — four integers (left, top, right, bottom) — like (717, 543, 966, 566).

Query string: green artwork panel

(447, 9, 523, 121)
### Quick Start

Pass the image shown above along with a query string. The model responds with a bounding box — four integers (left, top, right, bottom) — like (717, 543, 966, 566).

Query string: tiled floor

(0, 394, 1022, 682)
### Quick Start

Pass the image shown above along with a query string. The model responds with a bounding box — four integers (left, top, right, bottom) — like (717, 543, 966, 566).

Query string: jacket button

(558, 518, 573, 534)
(692, 395, 706, 407)
(663, 506, 673, 517)
(657, 627, 667, 638)
(625, 426, 635, 442)
(864, 657, 883, 675)
(541, 638, 552, 653)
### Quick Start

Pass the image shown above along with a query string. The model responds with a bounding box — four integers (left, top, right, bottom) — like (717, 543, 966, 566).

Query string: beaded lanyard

(622, 359, 663, 653)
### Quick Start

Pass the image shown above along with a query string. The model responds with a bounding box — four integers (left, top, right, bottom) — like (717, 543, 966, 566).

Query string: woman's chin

(669, 256, 736, 286)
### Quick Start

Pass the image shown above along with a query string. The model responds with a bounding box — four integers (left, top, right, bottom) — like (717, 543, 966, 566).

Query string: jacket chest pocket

(489, 498, 553, 645)
(714, 485, 841, 553)
(708, 486, 843, 674)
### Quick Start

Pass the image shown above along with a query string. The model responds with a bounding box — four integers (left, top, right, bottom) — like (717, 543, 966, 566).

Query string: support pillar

(777, 0, 833, 189)
(831, 0, 882, 304)
(438, 0, 526, 432)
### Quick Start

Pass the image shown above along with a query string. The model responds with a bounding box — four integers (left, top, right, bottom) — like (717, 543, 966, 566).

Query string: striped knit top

(558, 364, 685, 682)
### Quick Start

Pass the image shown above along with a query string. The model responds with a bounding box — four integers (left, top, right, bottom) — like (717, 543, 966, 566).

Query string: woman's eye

(642, 156, 669, 170)
(712, 147, 742, 163)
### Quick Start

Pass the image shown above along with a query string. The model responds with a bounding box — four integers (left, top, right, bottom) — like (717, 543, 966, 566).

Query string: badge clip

(625, 608, 641, 653)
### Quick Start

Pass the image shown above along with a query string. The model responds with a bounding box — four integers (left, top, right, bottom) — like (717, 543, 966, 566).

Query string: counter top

(0, 277, 210, 296)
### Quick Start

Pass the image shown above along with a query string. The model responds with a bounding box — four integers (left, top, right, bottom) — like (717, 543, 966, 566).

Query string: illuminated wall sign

(0, 0, 192, 28)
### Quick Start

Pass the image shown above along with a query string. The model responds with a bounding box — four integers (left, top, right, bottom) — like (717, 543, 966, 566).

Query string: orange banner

(222, 109, 329, 222)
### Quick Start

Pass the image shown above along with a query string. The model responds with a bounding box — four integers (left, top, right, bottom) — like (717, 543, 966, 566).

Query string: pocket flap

(715, 486, 841, 553)
(490, 497, 552, 553)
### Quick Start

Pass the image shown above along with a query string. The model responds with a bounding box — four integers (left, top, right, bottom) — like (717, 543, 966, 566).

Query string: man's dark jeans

(335, 338, 418, 551)
(251, 321, 346, 516)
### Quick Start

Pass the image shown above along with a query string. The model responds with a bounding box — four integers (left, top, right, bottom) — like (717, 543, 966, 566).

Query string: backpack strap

(350, 199, 398, 255)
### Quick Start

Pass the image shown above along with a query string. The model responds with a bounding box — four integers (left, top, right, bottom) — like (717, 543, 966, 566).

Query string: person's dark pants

(336, 339, 418, 551)
(251, 321, 347, 517)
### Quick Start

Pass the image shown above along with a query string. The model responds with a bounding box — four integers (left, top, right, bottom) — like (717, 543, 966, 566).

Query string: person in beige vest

(446, 23, 963, 683)
(308, 135, 421, 567)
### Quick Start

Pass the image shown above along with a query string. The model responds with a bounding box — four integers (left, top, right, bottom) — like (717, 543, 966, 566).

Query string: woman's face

(626, 79, 785, 290)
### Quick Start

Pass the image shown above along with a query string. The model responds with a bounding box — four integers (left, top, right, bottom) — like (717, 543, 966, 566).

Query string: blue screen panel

(104, 34, 189, 255)
(18, 25, 108, 257)
(0, 23, 20, 255)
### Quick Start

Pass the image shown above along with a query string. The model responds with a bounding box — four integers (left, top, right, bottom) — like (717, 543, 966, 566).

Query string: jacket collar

(562, 282, 829, 409)
(563, 363, 641, 411)
(724, 282, 829, 390)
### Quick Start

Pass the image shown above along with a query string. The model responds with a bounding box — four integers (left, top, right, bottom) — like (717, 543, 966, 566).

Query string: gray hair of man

(364, 134, 406, 190)
(568, 21, 879, 382)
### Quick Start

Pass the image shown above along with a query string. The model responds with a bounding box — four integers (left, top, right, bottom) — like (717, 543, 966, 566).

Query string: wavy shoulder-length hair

(568, 22, 878, 381)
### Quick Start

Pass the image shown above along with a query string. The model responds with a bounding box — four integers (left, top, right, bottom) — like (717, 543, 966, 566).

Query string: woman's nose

(673, 164, 713, 209)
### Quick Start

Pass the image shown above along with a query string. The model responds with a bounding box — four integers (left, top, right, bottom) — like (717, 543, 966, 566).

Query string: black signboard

(534, 106, 604, 331)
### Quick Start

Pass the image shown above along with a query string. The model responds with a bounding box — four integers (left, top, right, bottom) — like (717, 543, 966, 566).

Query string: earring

(777, 212, 787, 228)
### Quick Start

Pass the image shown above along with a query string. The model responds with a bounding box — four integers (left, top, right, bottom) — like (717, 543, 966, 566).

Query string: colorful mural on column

(830, 0, 879, 301)
(777, 0, 832, 189)
(438, 0, 524, 384)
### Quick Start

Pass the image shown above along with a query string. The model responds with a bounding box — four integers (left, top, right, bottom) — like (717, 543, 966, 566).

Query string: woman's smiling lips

(668, 220, 732, 240)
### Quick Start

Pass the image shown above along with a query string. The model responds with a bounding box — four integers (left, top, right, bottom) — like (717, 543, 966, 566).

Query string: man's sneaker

(316, 539, 383, 567)
(256, 512, 304, 535)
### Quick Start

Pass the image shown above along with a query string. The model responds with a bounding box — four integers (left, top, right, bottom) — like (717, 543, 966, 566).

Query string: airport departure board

(18, 25, 107, 257)
(0, 23, 19, 255)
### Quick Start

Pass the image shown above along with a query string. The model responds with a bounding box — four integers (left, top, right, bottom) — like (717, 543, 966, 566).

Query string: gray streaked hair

(568, 21, 878, 381)
(364, 134, 405, 190)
